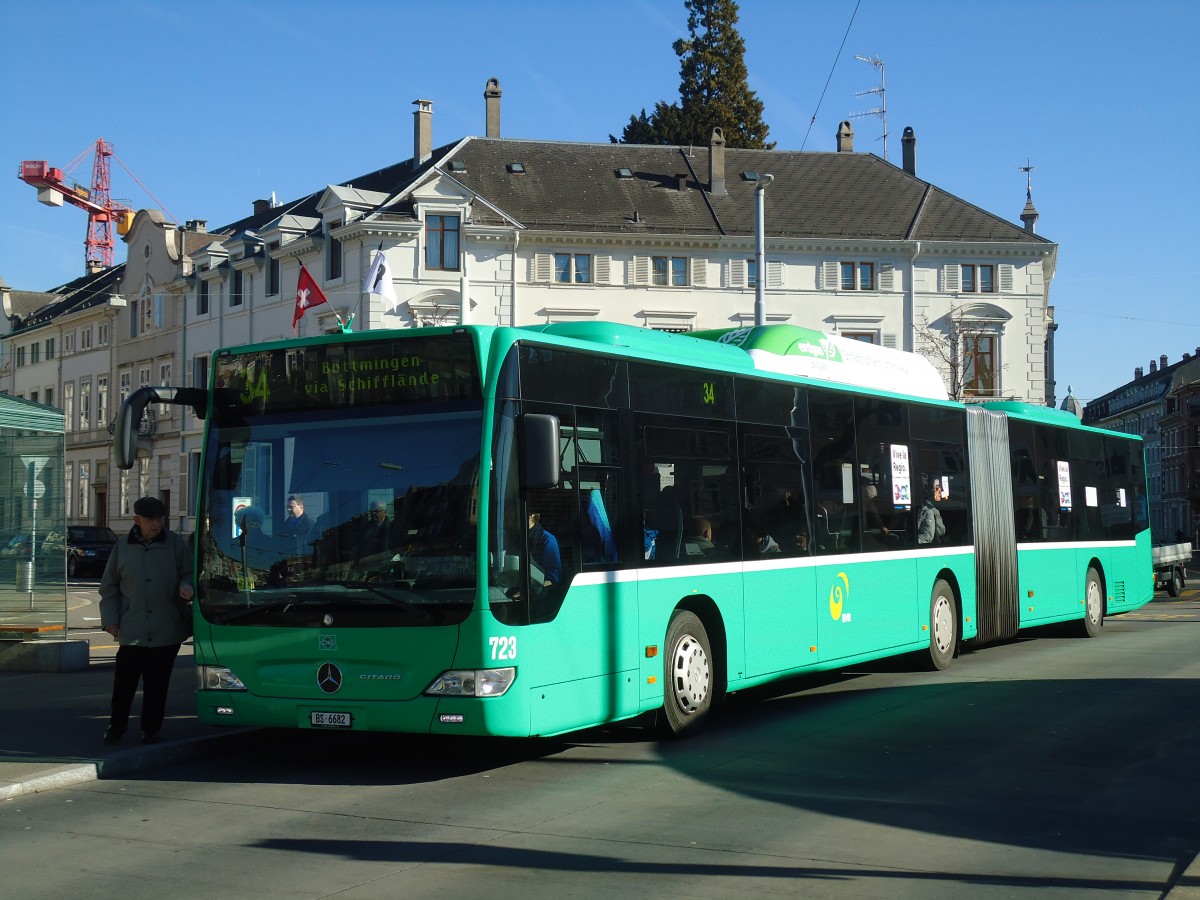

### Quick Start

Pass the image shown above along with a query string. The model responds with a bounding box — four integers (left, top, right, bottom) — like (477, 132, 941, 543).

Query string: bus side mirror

(520, 414, 560, 489)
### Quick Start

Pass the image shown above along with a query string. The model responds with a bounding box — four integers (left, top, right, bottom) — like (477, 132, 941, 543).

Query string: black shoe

(140, 731, 161, 745)
(103, 727, 124, 744)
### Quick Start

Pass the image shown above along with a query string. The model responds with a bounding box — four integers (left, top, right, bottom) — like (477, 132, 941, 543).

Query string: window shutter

(766, 260, 785, 289)
(879, 263, 895, 292)
(943, 264, 961, 292)
(999, 263, 1014, 293)
(631, 256, 650, 285)
(728, 259, 746, 288)
(822, 260, 840, 290)
(594, 254, 611, 285)
(532, 252, 552, 283)
(690, 257, 707, 287)
(882, 333, 898, 349)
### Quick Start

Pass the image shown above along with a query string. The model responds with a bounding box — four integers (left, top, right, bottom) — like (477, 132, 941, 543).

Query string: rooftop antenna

(850, 55, 888, 160)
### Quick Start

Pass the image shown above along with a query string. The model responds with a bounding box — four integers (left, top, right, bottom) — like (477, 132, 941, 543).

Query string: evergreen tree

(612, 0, 772, 149)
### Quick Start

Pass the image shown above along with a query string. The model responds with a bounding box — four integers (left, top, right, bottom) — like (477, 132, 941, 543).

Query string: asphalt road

(7, 591, 1200, 900)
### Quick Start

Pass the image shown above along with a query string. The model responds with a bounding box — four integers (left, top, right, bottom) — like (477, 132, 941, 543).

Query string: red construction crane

(18, 137, 139, 273)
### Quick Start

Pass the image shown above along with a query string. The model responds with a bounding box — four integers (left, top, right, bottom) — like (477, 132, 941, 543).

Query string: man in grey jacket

(100, 496, 194, 745)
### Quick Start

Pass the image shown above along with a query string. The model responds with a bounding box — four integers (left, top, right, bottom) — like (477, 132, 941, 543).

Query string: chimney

(901, 126, 916, 175)
(484, 78, 502, 138)
(185, 219, 207, 233)
(1135, 367, 1144, 379)
(253, 198, 272, 216)
(709, 127, 726, 196)
(1161, 354, 1169, 369)
(413, 99, 433, 167)
(837, 120, 854, 152)
(675, 173, 688, 191)
(1150, 360, 1158, 374)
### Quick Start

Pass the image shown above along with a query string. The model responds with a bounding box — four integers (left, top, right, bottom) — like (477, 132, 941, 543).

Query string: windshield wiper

(334, 582, 436, 622)
(214, 598, 298, 624)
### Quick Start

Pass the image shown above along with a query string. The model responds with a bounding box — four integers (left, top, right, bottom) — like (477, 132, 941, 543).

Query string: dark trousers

(109, 643, 181, 734)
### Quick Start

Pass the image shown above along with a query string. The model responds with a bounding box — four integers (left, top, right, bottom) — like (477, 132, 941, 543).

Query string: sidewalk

(0, 651, 263, 801)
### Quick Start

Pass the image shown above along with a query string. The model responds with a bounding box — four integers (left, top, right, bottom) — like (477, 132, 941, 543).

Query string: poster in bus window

(1057, 461, 1073, 510)
(890, 444, 911, 508)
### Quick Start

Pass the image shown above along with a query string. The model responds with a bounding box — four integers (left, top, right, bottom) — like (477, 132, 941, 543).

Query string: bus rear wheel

(661, 611, 714, 736)
(926, 579, 957, 671)
(1076, 567, 1103, 637)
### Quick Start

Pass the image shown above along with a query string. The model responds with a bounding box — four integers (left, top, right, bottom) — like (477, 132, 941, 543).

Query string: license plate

(310, 711, 351, 728)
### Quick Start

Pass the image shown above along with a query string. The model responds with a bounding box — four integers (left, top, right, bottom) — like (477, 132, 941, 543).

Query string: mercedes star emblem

(317, 662, 343, 694)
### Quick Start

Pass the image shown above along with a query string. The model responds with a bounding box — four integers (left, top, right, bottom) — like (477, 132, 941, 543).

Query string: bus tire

(661, 610, 714, 736)
(1167, 567, 1183, 598)
(926, 579, 957, 671)
(1076, 567, 1103, 637)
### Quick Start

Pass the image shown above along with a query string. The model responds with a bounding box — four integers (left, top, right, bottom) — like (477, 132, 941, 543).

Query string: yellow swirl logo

(829, 572, 849, 620)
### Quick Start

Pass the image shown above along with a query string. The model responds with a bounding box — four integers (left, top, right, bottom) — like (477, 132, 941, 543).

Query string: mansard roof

(214, 137, 1048, 247)
(7, 265, 125, 333)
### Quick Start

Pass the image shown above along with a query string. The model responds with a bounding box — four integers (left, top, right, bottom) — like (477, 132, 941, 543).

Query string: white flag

(363, 247, 397, 309)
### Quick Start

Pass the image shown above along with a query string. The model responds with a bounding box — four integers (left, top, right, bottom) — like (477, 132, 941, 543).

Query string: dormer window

(327, 221, 343, 280)
(425, 214, 460, 271)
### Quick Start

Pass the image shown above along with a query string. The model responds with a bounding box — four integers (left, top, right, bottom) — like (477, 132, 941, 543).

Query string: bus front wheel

(926, 579, 957, 671)
(1076, 567, 1103, 637)
(661, 611, 714, 736)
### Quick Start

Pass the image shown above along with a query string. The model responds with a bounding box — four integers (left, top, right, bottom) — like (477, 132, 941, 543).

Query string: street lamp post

(754, 174, 775, 327)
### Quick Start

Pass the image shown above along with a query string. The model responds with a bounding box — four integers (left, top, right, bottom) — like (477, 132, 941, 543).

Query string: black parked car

(63, 526, 119, 579)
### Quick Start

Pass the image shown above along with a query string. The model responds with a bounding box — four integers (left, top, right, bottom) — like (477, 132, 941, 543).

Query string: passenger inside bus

(527, 512, 562, 587)
(684, 516, 716, 557)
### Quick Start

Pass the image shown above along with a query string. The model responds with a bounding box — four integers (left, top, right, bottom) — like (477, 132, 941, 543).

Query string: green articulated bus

(114, 322, 1151, 738)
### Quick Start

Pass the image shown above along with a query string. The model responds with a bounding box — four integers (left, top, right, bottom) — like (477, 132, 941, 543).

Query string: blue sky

(2, 0, 1196, 404)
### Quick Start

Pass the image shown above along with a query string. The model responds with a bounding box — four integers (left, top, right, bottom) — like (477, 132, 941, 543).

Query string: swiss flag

(292, 264, 330, 332)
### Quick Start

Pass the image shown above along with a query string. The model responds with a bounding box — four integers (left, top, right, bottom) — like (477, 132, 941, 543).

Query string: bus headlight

(425, 668, 515, 697)
(198, 666, 247, 691)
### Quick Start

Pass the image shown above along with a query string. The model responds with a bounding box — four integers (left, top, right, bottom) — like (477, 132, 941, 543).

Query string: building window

(961, 264, 995, 293)
(119, 370, 132, 403)
(63, 382, 73, 432)
(80, 326, 92, 350)
(139, 367, 150, 390)
(97, 376, 108, 426)
(193, 355, 209, 392)
(652, 256, 688, 286)
(159, 363, 172, 417)
(63, 332, 75, 353)
(230, 269, 244, 307)
(97, 323, 108, 346)
(31, 343, 40, 364)
(554, 253, 592, 283)
(327, 221, 343, 279)
(15, 346, 24, 368)
(840, 261, 875, 291)
(747, 259, 757, 288)
(80, 379, 91, 430)
(424, 214, 460, 270)
(129, 297, 139, 339)
(267, 242, 280, 295)
(79, 462, 90, 519)
(45, 338, 55, 360)
(197, 279, 210, 315)
(842, 332, 877, 344)
(45, 387, 53, 407)
(963, 333, 997, 397)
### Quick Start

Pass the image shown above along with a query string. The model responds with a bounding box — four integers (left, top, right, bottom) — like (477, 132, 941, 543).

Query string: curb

(0, 764, 97, 801)
(0, 727, 268, 800)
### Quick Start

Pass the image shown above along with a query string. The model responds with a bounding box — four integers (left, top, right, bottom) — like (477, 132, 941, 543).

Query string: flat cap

(133, 496, 166, 518)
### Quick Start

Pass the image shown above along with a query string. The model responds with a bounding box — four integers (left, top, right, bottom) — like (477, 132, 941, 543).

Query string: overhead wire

(800, 0, 863, 152)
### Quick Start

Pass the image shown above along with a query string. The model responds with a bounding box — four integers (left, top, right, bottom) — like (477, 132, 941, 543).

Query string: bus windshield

(196, 405, 483, 627)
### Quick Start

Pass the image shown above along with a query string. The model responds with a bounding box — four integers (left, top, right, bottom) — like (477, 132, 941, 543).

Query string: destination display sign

(213, 334, 481, 416)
